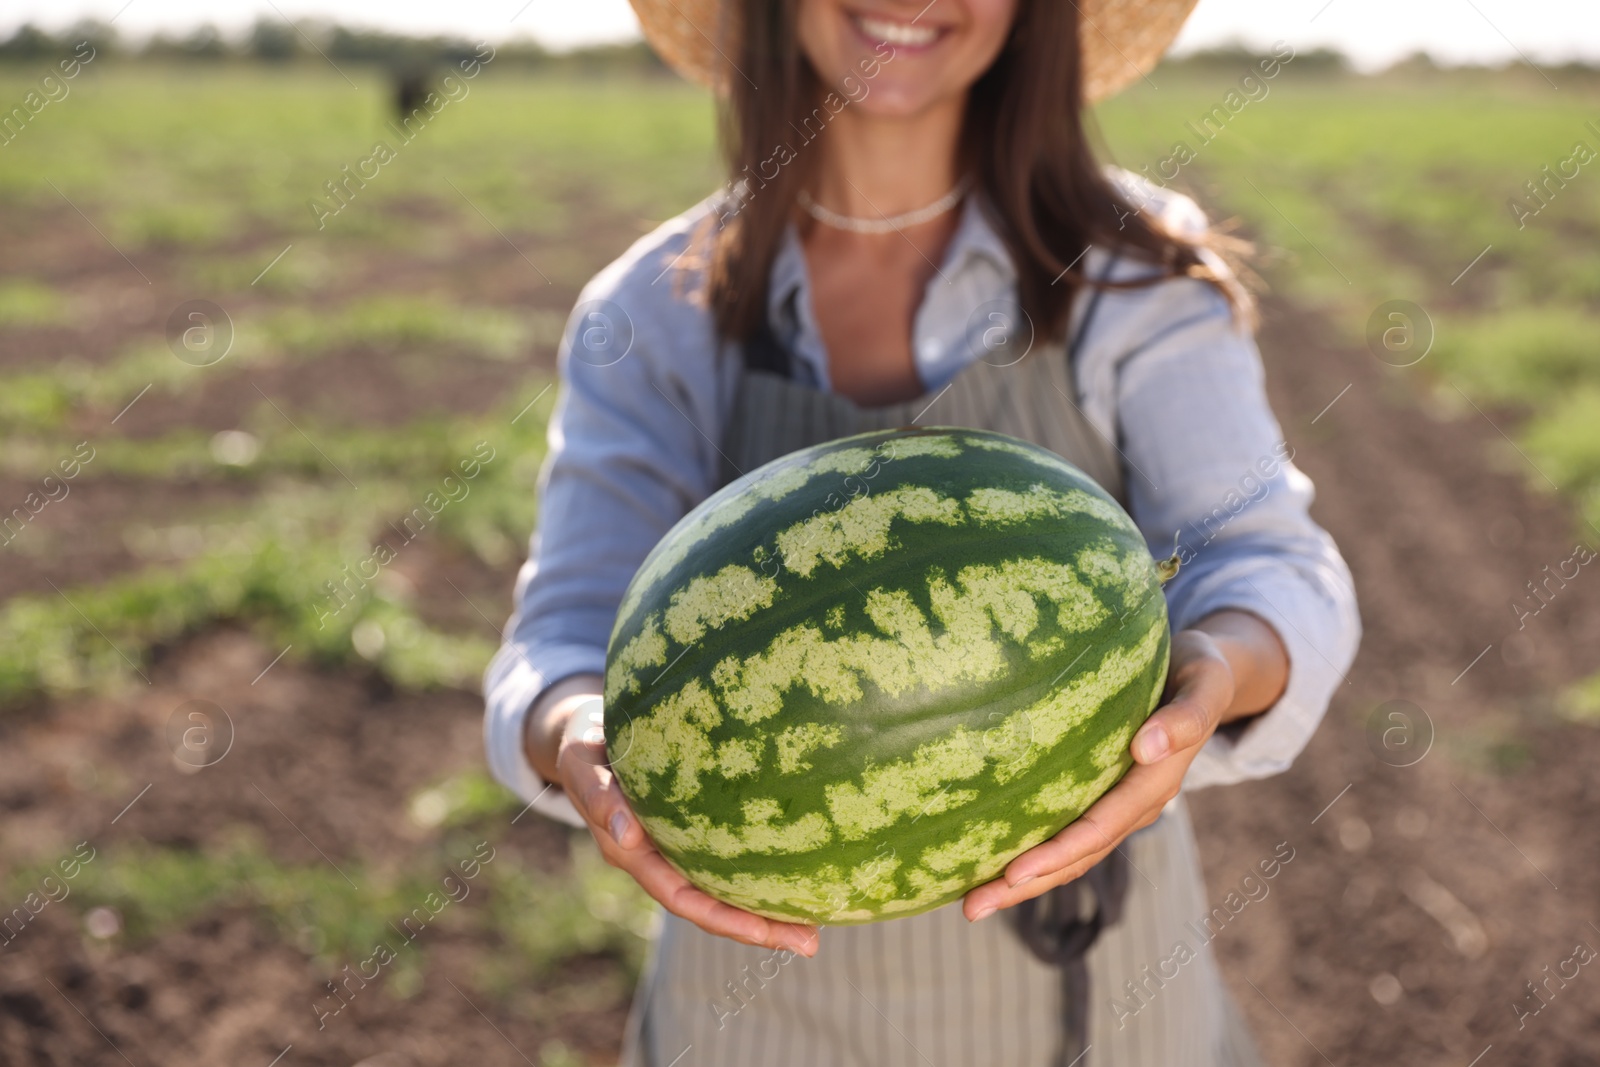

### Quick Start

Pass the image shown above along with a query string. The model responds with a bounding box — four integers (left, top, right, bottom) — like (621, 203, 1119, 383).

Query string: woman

(485, 1, 1360, 1064)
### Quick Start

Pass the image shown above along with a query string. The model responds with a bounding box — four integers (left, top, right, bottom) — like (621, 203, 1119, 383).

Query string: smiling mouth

(850, 12, 947, 50)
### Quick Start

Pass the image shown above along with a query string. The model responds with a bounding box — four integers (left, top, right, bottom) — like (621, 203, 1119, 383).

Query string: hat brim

(628, 0, 1200, 103)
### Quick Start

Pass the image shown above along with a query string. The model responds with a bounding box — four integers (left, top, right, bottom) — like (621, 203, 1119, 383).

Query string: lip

(846, 10, 952, 55)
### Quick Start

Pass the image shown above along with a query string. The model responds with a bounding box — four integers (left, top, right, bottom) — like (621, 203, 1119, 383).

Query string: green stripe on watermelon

(604, 427, 1170, 925)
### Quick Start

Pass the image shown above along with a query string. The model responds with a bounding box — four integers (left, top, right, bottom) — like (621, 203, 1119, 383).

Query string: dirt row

(1190, 291, 1600, 1067)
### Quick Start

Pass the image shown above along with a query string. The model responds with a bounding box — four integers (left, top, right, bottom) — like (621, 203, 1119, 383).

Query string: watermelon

(603, 427, 1170, 925)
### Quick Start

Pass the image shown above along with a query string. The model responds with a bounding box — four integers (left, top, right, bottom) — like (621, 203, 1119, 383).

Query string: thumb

(559, 697, 643, 848)
(1133, 650, 1232, 763)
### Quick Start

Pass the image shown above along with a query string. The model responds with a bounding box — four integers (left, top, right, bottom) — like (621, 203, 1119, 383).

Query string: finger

(1132, 661, 1231, 763)
(559, 742, 645, 850)
(963, 841, 1115, 920)
(1000, 759, 1181, 886)
(563, 754, 818, 956)
(623, 846, 819, 955)
(556, 739, 608, 820)
(964, 795, 1171, 920)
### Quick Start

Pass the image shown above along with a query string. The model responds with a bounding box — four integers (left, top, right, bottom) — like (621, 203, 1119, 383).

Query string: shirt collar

(766, 190, 1015, 337)
(946, 191, 1016, 281)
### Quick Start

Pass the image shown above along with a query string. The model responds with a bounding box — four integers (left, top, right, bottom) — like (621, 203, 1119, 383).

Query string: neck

(807, 95, 967, 219)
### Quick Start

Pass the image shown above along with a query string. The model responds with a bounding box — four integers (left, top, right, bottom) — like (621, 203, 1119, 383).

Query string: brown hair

(699, 0, 1255, 344)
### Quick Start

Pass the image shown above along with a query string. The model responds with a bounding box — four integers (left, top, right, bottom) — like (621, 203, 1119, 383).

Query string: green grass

(482, 843, 656, 982)
(1558, 671, 1600, 724)
(0, 297, 564, 435)
(0, 278, 71, 326)
(0, 482, 489, 701)
(1099, 66, 1600, 530)
(0, 385, 553, 704)
(408, 768, 526, 829)
(4, 382, 546, 484)
(4, 826, 651, 989)
(1099, 68, 1600, 315)
(0, 65, 718, 259)
(1427, 307, 1600, 404)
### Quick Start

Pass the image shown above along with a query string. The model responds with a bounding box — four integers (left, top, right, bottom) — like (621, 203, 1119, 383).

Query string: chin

(846, 81, 945, 120)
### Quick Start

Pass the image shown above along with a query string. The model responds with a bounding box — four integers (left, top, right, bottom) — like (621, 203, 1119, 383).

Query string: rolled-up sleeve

(1106, 268, 1361, 791)
(483, 212, 727, 826)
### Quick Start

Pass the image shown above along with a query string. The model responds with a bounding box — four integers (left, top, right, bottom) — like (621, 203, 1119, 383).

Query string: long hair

(700, 0, 1255, 344)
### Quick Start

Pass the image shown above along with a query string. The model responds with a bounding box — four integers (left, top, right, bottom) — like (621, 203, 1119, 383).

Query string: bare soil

(1192, 292, 1600, 1067)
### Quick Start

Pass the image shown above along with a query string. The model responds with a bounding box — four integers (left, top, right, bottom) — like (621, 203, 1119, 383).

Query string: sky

(3, 0, 1597, 72)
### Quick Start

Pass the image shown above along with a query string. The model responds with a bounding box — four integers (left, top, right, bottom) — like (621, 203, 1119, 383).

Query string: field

(2, 53, 1599, 1067)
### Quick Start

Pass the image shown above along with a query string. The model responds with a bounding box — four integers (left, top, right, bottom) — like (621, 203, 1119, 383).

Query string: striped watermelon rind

(603, 427, 1169, 925)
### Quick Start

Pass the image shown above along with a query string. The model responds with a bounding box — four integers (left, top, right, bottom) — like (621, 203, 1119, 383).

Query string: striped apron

(620, 262, 1266, 1067)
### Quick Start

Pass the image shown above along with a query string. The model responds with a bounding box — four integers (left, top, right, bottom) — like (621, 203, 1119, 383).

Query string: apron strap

(1066, 250, 1119, 368)
(1007, 846, 1132, 1066)
(1007, 251, 1128, 1063)
(743, 316, 794, 378)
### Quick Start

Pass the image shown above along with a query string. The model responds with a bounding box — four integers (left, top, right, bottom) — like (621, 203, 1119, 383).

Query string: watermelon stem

(1156, 532, 1182, 585)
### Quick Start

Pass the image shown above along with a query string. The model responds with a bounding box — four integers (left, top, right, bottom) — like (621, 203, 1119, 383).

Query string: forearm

(525, 673, 604, 782)
(1190, 609, 1288, 722)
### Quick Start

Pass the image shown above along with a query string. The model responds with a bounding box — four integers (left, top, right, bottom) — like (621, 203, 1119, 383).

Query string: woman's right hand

(530, 681, 819, 957)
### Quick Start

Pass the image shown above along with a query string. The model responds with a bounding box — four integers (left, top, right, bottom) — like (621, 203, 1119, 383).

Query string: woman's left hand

(961, 628, 1239, 922)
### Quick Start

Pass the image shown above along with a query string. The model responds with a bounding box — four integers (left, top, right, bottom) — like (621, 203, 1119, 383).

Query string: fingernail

(1008, 872, 1035, 889)
(1136, 724, 1170, 762)
(609, 811, 628, 844)
(970, 905, 996, 923)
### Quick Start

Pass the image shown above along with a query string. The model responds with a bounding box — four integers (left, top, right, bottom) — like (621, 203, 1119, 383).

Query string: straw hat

(628, 0, 1200, 102)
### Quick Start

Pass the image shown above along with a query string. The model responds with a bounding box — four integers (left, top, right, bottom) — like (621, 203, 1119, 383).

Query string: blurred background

(1, 2, 1599, 1065)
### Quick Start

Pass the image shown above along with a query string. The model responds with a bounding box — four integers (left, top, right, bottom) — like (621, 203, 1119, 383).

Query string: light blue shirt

(484, 169, 1361, 827)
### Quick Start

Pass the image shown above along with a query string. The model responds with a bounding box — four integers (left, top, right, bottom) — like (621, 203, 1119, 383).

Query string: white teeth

(855, 14, 940, 47)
